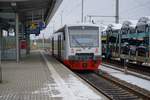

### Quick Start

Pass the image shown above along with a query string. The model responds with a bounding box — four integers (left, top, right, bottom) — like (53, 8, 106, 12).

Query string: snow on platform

(100, 65, 150, 92)
(0, 51, 107, 100)
(42, 51, 108, 100)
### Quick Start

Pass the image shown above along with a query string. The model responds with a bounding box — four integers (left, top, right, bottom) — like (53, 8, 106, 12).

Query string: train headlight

(95, 48, 99, 53)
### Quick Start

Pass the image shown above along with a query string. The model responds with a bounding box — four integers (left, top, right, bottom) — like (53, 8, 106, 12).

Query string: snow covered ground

(100, 65, 150, 91)
(42, 52, 108, 100)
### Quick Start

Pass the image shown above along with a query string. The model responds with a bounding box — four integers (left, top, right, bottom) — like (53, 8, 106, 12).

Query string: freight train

(51, 24, 102, 70)
(102, 16, 150, 66)
(102, 23, 122, 60)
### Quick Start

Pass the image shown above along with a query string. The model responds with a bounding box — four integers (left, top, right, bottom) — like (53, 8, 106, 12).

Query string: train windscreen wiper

(72, 36, 84, 48)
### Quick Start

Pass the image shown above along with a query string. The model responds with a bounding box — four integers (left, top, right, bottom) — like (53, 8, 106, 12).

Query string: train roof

(55, 23, 100, 33)
(65, 23, 100, 27)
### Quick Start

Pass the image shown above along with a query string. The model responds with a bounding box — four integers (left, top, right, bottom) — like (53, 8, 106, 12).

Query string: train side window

(63, 32, 65, 40)
(137, 25, 146, 33)
(146, 26, 149, 32)
(121, 29, 127, 35)
(129, 28, 135, 34)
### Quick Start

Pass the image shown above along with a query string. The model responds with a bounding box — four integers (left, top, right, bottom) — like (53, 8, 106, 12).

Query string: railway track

(49, 51, 150, 100)
(76, 71, 150, 100)
(103, 59, 150, 76)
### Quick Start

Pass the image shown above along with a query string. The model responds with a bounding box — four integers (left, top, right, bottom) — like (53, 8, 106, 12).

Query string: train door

(52, 37, 54, 55)
(61, 32, 65, 59)
(114, 30, 120, 57)
(58, 35, 61, 58)
(106, 30, 112, 59)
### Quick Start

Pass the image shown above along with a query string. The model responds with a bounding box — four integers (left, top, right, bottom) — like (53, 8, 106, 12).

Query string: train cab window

(121, 29, 128, 35)
(136, 25, 147, 33)
(69, 27, 99, 47)
(145, 26, 150, 32)
(101, 31, 104, 36)
(144, 37, 149, 45)
(106, 30, 112, 35)
(112, 30, 119, 35)
(129, 28, 135, 34)
(121, 38, 128, 43)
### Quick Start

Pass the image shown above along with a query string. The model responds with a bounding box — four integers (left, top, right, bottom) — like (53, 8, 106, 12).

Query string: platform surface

(0, 50, 107, 100)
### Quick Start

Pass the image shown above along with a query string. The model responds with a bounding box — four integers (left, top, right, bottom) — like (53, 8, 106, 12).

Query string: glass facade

(0, 13, 16, 60)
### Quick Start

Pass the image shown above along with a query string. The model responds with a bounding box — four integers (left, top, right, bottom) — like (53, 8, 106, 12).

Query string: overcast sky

(32, 0, 150, 39)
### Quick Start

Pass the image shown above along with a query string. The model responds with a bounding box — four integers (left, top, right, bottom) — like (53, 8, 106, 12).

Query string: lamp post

(115, 0, 119, 23)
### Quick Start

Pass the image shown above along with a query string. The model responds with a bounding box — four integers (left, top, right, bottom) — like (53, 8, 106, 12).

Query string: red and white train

(51, 24, 102, 71)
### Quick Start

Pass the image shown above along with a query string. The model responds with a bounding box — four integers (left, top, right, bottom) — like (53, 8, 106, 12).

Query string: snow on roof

(101, 25, 107, 32)
(122, 20, 138, 28)
(55, 23, 100, 33)
(66, 23, 100, 27)
(137, 16, 150, 26)
(129, 20, 138, 28)
(106, 23, 122, 30)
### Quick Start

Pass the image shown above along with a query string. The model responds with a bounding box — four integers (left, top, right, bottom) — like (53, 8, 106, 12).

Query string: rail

(76, 71, 150, 100)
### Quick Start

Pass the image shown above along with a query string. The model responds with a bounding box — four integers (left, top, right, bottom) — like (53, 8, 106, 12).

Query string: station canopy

(0, 0, 62, 30)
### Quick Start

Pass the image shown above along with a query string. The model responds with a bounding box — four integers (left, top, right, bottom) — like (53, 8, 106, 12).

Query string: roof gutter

(45, 0, 62, 25)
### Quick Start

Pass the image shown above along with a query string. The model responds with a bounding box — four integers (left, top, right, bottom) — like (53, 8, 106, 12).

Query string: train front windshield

(69, 26, 99, 47)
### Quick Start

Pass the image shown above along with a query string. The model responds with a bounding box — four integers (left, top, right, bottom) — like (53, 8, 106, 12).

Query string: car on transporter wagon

(51, 23, 102, 71)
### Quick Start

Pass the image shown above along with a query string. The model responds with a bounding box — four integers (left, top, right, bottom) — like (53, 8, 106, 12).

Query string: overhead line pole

(42, 9, 45, 49)
(116, 0, 119, 23)
(61, 11, 63, 26)
(81, 0, 84, 23)
(87, 15, 116, 23)
(87, 0, 119, 24)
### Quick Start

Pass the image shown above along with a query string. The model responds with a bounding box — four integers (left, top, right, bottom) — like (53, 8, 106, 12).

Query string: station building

(0, 0, 62, 82)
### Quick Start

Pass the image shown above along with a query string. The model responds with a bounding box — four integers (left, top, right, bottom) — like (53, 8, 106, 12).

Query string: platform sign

(26, 21, 46, 35)
(26, 27, 40, 35)
(26, 21, 40, 35)
(39, 21, 46, 30)
(30, 22, 37, 30)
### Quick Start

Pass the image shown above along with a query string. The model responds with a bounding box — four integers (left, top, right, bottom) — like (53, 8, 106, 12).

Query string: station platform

(0, 50, 107, 100)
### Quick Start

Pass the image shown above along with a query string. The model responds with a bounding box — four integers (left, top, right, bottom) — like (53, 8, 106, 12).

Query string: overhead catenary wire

(64, 1, 82, 18)
(120, 0, 150, 15)
(125, 4, 150, 18)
